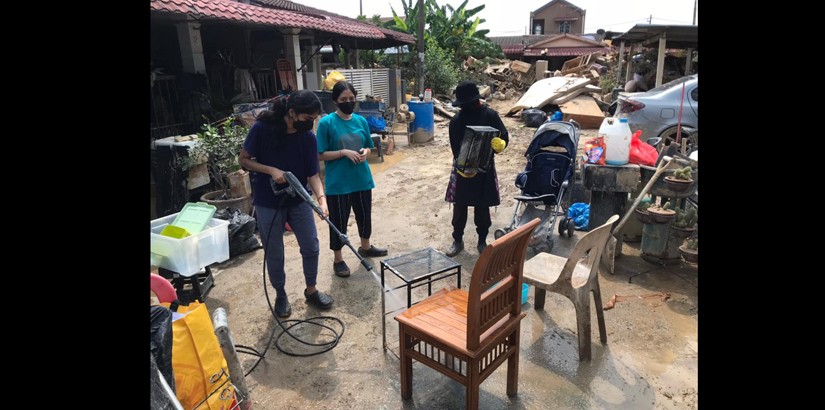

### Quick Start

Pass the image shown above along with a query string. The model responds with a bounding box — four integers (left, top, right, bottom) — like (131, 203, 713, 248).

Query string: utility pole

(648, 15, 653, 24)
(360, 0, 363, 17)
(417, 0, 425, 97)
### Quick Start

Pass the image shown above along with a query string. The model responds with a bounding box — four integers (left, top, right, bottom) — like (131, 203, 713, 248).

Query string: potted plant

(679, 238, 698, 263)
(634, 200, 654, 224)
(181, 117, 252, 213)
(671, 207, 698, 233)
(647, 201, 676, 224)
(664, 166, 694, 192)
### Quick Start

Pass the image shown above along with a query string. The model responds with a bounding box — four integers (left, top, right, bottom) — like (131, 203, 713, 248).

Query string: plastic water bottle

(424, 88, 432, 102)
(600, 117, 632, 165)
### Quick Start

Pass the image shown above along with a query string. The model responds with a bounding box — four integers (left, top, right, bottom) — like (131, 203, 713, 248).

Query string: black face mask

(337, 101, 356, 115)
(293, 118, 314, 132)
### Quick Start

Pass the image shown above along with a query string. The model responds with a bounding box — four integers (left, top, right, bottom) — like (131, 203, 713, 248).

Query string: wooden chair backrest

(466, 218, 540, 350)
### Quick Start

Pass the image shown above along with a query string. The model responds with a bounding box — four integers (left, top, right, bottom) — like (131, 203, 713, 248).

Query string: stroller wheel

(558, 217, 568, 236)
(567, 219, 575, 238)
(494, 228, 507, 239)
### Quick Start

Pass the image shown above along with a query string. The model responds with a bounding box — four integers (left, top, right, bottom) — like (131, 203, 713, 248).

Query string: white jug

(599, 117, 632, 165)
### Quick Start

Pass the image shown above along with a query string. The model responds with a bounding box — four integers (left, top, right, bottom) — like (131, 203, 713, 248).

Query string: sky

(290, 0, 697, 37)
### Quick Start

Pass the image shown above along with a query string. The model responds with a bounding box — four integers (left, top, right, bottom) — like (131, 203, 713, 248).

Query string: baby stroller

(494, 120, 581, 252)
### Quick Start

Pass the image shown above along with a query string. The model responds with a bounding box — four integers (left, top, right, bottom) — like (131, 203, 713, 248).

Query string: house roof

(150, 0, 415, 45)
(490, 35, 555, 55)
(492, 33, 610, 57)
(612, 24, 698, 49)
(523, 46, 612, 57)
(252, 0, 414, 44)
(528, 33, 606, 48)
(532, 0, 585, 15)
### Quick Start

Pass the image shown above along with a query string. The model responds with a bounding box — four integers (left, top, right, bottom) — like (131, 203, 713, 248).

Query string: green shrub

(423, 38, 460, 95)
(180, 118, 249, 197)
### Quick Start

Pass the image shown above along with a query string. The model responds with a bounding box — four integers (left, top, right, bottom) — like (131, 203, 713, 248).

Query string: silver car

(616, 75, 698, 150)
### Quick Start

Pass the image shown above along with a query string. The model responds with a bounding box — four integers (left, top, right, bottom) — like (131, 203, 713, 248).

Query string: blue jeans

(255, 202, 319, 298)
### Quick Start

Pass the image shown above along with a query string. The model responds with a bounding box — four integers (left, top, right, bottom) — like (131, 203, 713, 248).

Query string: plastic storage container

(171, 202, 217, 235)
(599, 117, 632, 165)
(357, 101, 387, 112)
(150, 212, 229, 276)
(407, 100, 434, 143)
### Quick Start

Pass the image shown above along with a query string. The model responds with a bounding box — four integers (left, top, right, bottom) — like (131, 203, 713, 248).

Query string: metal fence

(150, 75, 204, 140)
(252, 69, 278, 101)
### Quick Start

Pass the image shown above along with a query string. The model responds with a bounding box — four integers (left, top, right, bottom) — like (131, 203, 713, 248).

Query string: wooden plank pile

(483, 59, 536, 93)
(502, 52, 614, 128)
(556, 53, 609, 85)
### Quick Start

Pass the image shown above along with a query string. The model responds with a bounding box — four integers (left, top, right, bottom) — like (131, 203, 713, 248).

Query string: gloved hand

(456, 169, 476, 178)
(491, 137, 506, 154)
(455, 161, 476, 178)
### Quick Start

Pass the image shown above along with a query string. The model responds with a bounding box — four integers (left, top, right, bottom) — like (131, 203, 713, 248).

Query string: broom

(602, 156, 677, 273)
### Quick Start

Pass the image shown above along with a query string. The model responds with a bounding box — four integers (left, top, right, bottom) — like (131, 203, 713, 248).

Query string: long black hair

(256, 90, 322, 146)
(331, 80, 357, 101)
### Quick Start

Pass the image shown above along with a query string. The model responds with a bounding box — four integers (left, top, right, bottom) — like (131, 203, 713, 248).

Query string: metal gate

(150, 74, 204, 140)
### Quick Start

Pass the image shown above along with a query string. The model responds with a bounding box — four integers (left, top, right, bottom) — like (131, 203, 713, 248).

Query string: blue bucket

(407, 101, 434, 143)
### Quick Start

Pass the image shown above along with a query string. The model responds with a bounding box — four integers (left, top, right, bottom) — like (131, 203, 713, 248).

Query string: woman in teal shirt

(316, 81, 388, 277)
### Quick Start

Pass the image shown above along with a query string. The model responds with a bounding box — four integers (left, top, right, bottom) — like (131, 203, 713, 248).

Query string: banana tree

(385, 0, 502, 63)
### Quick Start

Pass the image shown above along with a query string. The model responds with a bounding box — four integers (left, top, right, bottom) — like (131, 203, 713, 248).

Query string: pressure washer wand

(278, 172, 375, 272)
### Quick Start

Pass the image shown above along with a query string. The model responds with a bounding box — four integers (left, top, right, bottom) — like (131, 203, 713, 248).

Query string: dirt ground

(201, 98, 698, 409)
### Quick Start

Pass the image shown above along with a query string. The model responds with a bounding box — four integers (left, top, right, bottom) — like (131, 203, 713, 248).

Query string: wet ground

(200, 99, 698, 409)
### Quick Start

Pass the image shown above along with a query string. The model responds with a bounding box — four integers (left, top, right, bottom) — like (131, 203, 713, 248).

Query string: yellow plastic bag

(163, 301, 236, 410)
(323, 71, 346, 90)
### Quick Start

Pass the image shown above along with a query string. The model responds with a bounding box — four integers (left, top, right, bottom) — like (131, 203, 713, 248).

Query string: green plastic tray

(171, 202, 217, 235)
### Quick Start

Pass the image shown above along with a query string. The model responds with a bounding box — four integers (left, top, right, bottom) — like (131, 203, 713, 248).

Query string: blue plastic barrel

(407, 101, 434, 142)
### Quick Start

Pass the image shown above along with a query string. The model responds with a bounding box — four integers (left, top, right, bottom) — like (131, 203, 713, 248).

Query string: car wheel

(657, 126, 697, 151)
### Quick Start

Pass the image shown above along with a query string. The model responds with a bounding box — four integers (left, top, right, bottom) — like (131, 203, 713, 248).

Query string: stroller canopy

(524, 122, 579, 160)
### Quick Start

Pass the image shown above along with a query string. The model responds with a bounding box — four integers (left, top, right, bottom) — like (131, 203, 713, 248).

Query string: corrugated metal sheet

(326, 68, 392, 103)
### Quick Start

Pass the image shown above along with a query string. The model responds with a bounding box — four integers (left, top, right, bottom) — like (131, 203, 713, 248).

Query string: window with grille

(559, 21, 571, 33)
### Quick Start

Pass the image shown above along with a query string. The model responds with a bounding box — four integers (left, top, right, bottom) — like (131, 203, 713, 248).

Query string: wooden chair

(522, 214, 619, 361)
(395, 218, 540, 409)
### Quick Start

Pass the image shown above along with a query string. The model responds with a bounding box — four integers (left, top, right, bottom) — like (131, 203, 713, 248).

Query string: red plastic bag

(584, 137, 606, 165)
(629, 130, 658, 166)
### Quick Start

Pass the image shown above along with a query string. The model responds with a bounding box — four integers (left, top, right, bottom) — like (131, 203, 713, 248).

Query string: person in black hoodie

(444, 81, 509, 257)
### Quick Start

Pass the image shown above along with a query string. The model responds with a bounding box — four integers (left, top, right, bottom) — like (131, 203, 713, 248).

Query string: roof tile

(150, 0, 413, 42)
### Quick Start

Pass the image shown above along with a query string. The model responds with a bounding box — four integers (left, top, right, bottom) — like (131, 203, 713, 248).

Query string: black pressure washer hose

(234, 172, 377, 375)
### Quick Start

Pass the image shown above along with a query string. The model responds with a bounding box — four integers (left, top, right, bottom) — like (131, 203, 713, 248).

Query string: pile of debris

(505, 52, 615, 129)
(486, 59, 535, 94)
(548, 53, 612, 87)
(429, 53, 614, 125)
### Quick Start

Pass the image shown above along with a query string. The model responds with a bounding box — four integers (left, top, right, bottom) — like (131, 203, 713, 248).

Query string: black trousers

(327, 190, 373, 251)
(451, 205, 491, 244)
